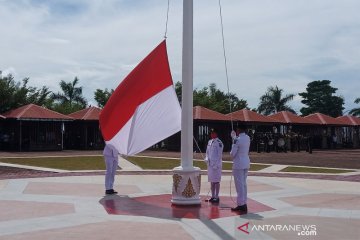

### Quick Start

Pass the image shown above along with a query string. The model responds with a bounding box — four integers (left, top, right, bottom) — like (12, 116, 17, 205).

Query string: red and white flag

(99, 40, 181, 156)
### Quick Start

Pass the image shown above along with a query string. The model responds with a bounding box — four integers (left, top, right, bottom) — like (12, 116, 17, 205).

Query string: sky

(1, 0, 360, 114)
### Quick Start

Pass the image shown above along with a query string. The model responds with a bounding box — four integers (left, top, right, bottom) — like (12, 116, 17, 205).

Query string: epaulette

(216, 139, 223, 147)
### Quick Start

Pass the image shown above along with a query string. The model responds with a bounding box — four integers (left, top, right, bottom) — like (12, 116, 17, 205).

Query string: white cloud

(0, 0, 359, 113)
(1, 67, 17, 78)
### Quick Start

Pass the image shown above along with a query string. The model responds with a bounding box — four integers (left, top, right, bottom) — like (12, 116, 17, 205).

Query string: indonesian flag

(99, 40, 181, 156)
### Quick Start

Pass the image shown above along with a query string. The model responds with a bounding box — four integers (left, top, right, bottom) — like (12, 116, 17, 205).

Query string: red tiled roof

(3, 104, 73, 120)
(228, 109, 278, 123)
(270, 111, 317, 124)
(336, 115, 360, 126)
(68, 106, 102, 120)
(193, 106, 230, 121)
(304, 113, 347, 126)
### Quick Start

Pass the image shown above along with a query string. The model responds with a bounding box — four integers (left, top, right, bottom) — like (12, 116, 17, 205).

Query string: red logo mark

(238, 222, 250, 234)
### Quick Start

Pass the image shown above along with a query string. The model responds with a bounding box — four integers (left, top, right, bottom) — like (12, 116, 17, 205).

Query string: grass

(0, 155, 270, 171)
(280, 166, 355, 174)
(126, 156, 270, 171)
(0, 156, 105, 170)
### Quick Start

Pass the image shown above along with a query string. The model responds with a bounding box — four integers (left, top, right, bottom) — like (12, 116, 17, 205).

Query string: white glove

(231, 130, 236, 140)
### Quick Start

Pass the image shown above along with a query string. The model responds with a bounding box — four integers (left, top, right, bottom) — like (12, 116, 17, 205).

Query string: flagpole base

(171, 166, 201, 205)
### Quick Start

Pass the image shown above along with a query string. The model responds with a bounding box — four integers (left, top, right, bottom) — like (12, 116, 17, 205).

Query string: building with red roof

(229, 109, 278, 124)
(336, 115, 360, 126)
(68, 106, 101, 120)
(336, 115, 360, 148)
(303, 113, 351, 149)
(1, 104, 73, 151)
(66, 107, 104, 150)
(0, 115, 5, 150)
(193, 106, 230, 121)
(0, 103, 359, 152)
(270, 111, 317, 125)
(190, 106, 233, 151)
(304, 113, 347, 126)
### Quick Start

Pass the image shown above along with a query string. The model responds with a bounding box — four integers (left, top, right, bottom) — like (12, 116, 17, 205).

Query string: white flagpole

(181, 0, 193, 170)
(171, 0, 201, 205)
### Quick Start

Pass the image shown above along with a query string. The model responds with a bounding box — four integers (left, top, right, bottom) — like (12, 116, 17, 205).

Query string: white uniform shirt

(205, 138, 223, 169)
(103, 144, 119, 158)
(230, 133, 250, 169)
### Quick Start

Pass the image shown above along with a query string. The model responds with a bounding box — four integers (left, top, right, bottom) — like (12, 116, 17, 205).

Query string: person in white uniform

(230, 125, 250, 213)
(103, 144, 119, 195)
(204, 129, 224, 203)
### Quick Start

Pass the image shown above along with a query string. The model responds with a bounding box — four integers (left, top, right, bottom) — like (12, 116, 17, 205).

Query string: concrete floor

(0, 174, 359, 240)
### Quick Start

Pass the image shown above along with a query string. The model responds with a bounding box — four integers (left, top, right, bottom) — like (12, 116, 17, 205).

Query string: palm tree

(349, 98, 360, 116)
(257, 86, 296, 115)
(52, 77, 87, 114)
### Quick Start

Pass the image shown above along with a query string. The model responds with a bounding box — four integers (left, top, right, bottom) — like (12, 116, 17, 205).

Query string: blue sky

(1, 0, 359, 113)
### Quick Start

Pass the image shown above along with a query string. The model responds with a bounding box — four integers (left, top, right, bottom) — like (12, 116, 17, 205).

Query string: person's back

(230, 127, 250, 213)
(230, 132, 250, 170)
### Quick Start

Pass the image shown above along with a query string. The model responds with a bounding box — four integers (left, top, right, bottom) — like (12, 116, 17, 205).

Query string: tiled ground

(0, 221, 194, 240)
(24, 182, 141, 197)
(100, 194, 273, 220)
(0, 200, 75, 221)
(280, 193, 360, 210)
(0, 174, 359, 239)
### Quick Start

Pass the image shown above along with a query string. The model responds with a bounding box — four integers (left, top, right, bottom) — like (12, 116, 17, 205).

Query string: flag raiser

(99, 40, 181, 156)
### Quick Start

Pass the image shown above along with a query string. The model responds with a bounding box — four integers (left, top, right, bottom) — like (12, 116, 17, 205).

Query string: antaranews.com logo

(237, 221, 317, 237)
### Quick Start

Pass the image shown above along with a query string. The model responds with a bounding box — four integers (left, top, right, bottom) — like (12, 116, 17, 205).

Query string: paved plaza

(0, 163, 359, 239)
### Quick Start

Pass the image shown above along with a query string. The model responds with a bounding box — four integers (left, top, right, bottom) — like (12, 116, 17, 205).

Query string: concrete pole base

(171, 166, 201, 205)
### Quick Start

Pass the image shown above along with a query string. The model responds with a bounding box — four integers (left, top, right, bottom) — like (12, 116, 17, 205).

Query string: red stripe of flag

(100, 40, 173, 140)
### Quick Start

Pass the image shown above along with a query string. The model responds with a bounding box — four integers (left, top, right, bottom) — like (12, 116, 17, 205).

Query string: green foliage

(299, 80, 344, 117)
(280, 166, 353, 174)
(175, 82, 248, 114)
(52, 77, 87, 114)
(0, 156, 105, 170)
(257, 86, 296, 115)
(94, 88, 114, 108)
(349, 98, 360, 116)
(0, 72, 53, 113)
(126, 156, 269, 171)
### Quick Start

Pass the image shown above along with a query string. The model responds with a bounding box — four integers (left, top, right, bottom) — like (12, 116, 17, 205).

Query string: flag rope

(218, 0, 234, 131)
(164, 0, 170, 39)
(218, 0, 237, 205)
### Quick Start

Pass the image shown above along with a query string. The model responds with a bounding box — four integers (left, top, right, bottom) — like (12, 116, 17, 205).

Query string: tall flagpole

(171, 0, 201, 205)
(181, 0, 193, 170)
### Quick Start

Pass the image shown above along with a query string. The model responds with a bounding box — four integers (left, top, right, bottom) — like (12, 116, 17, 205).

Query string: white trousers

(233, 169, 248, 206)
(105, 156, 118, 190)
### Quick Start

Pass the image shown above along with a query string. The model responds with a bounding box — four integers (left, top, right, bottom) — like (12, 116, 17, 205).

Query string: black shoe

(210, 198, 220, 203)
(231, 204, 248, 213)
(205, 197, 215, 202)
(105, 189, 118, 195)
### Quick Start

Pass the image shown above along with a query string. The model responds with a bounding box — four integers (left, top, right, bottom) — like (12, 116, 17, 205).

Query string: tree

(175, 82, 248, 113)
(257, 86, 296, 115)
(94, 88, 114, 108)
(0, 72, 53, 113)
(299, 80, 344, 117)
(349, 98, 360, 116)
(175, 81, 182, 103)
(52, 77, 87, 114)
